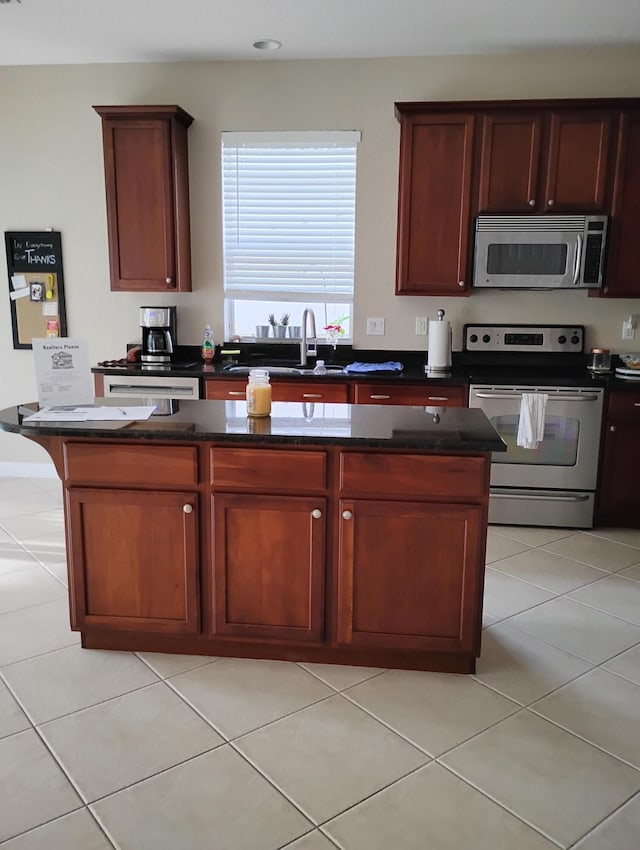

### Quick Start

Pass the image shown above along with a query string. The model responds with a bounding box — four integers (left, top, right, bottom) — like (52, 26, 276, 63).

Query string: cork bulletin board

(4, 231, 68, 349)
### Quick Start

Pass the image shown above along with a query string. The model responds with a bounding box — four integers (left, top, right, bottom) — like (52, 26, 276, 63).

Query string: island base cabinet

(336, 499, 484, 654)
(212, 494, 325, 642)
(66, 488, 199, 635)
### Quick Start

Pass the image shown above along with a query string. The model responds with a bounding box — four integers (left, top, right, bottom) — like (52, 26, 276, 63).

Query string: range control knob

(482, 334, 491, 344)
(558, 335, 567, 344)
(469, 334, 478, 344)
(571, 335, 580, 345)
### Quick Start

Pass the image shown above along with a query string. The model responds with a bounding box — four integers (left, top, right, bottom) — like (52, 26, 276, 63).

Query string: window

(221, 130, 359, 340)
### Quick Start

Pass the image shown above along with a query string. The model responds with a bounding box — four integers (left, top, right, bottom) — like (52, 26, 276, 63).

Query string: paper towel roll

(427, 319, 452, 373)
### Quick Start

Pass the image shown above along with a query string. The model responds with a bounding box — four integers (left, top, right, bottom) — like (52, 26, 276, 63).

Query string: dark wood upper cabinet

(544, 111, 612, 212)
(604, 110, 640, 297)
(478, 110, 612, 214)
(478, 113, 542, 213)
(395, 110, 474, 296)
(93, 105, 194, 292)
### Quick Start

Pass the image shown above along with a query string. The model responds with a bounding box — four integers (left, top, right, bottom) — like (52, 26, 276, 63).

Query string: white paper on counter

(22, 405, 157, 423)
(32, 338, 94, 406)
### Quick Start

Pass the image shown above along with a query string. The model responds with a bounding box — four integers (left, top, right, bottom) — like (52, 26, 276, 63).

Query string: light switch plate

(415, 317, 428, 336)
(366, 318, 385, 335)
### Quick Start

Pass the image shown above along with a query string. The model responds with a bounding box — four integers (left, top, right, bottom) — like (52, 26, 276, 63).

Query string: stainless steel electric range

(464, 324, 605, 528)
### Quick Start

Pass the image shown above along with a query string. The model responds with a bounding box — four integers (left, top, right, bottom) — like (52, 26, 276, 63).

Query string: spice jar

(246, 369, 271, 417)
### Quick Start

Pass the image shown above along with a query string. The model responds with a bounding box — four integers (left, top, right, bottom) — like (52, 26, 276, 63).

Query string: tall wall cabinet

(395, 98, 640, 298)
(94, 105, 194, 292)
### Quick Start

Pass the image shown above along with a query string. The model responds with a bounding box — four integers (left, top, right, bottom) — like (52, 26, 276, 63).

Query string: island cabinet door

(336, 499, 484, 654)
(212, 494, 325, 642)
(66, 488, 199, 635)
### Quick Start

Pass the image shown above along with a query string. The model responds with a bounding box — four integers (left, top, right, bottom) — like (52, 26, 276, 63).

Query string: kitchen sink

(223, 364, 344, 375)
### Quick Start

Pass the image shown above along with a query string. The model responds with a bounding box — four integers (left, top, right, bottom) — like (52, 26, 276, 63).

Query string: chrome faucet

(300, 308, 317, 366)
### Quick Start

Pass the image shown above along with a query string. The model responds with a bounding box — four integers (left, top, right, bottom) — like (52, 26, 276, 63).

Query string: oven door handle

(491, 492, 590, 503)
(473, 391, 600, 402)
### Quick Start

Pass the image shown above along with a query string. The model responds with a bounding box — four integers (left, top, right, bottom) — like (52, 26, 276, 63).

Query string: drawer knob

(183, 504, 193, 514)
(311, 509, 322, 519)
(342, 510, 353, 520)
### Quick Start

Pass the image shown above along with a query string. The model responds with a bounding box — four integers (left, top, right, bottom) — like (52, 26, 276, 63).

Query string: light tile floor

(1, 477, 640, 848)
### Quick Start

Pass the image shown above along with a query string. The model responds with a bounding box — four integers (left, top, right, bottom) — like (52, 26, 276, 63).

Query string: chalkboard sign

(4, 230, 68, 350)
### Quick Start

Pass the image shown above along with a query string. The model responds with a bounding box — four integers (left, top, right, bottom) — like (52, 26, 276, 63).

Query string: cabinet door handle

(458, 281, 465, 287)
(528, 199, 535, 206)
(165, 277, 174, 285)
(634, 403, 640, 408)
(547, 199, 554, 207)
(311, 509, 322, 519)
(370, 394, 391, 400)
(427, 396, 449, 401)
(302, 393, 323, 399)
(228, 391, 245, 397)
(610, 426, 616, 432)
(183, 504, 193, 514)
(342, 510, 353, 520)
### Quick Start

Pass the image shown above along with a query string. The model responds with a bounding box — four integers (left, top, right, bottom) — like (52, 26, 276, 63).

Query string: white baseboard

(0, 462, 57, 478)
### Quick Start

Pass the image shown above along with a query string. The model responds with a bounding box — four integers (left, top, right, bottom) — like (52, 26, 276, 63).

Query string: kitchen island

(0, 399, 505, 673)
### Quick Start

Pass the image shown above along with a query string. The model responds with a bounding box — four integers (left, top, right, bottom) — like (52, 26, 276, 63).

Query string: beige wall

(1, 47, 640, 465)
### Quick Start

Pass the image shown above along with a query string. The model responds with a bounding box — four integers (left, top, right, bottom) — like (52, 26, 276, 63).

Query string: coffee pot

(140, 306, 176, 364)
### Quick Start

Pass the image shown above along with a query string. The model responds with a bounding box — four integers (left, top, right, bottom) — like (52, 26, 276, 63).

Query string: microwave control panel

(463, 324, 584, 353)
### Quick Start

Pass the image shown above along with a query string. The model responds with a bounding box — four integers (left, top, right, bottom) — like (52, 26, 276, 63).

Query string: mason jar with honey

(246, 369, 272, 417)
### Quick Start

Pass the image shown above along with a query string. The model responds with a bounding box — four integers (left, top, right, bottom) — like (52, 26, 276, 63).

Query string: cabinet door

(66, 488, 199, 634)
(353, 382, 466, 406)
(396, 113, 474, 295)
(336, 499, 484, 653)
(544, 112, 612, 212)
(478, 113, 542, 213)
(95, 106, 193, 292)
(212, 494, 325, 641)
(604, 111, 640, 297)
(597, 391, 640, 526)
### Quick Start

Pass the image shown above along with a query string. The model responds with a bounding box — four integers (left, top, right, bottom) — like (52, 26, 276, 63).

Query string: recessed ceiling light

(252, 39, 282, 51)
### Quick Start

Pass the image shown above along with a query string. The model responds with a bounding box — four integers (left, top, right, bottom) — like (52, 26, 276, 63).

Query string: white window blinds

(221, 130, 360, 303)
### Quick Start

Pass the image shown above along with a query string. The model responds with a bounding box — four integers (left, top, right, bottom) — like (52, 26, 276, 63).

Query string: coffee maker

(140, 306, 176, 365)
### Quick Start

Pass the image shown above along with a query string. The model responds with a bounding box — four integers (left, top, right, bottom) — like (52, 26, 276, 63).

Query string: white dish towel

(516, 392, 549, 449)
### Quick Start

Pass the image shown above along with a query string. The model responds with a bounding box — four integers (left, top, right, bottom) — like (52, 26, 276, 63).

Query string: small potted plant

(268, 312, 280, 338)
(277, 313, 290, 338)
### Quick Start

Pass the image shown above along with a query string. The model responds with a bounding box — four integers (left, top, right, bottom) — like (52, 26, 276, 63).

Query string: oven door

(468, 385, 604, 490)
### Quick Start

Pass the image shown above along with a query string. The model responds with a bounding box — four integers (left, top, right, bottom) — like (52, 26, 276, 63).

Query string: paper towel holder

(425, 309, 452, 377)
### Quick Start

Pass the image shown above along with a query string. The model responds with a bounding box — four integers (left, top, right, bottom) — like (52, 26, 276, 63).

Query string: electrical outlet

(366, 318, 385, 336)
(622, 317, 636, 340)
(415, 317, 428, 336)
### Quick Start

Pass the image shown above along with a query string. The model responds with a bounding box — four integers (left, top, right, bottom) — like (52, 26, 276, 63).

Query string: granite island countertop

(1, 399, 507, 453)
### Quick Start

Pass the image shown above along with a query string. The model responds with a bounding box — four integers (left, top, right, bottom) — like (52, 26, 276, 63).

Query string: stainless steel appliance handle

(491, 493, 590, 503)
(473, 391, 600, 402)
(573, 233, 583, 286)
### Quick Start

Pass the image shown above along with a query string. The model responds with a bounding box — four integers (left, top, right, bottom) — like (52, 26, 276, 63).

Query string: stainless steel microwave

(473, 215, 608, 289)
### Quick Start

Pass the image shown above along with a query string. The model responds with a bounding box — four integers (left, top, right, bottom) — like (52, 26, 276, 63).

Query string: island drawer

(353, 382, 467, 406)
(339, 451, 488, 500)
(63, 442, 199, 486)
(211, 447, 327, 493)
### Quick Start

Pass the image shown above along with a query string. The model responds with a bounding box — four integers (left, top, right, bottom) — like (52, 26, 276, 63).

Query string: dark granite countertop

(1, 400, 507, 453)
(92, 345, 469, 386)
